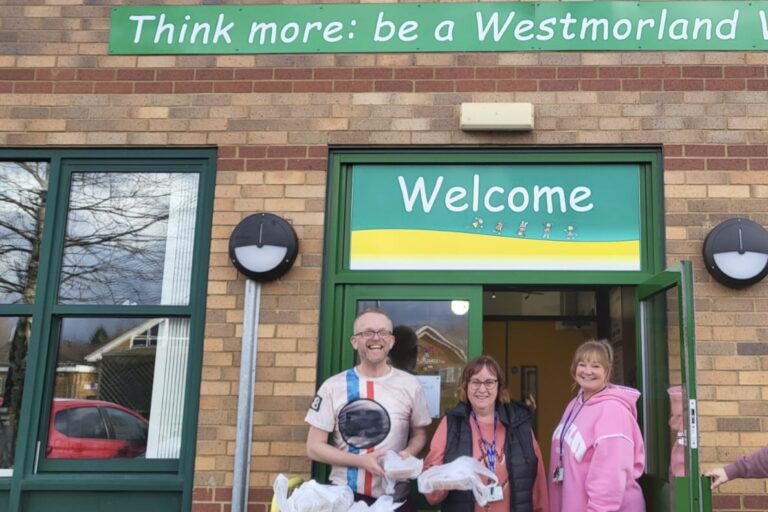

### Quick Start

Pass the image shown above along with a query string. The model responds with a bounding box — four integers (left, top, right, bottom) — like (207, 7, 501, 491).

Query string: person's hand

(358, 450, 386, 476)
(704, 467, 729, 489)
(397, 450, 413, 459)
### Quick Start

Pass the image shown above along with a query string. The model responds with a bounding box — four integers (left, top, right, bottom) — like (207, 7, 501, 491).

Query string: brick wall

(4, 2, 768, 511)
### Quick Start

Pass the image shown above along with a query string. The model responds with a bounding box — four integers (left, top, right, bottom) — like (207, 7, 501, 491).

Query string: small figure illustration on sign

(543, 222, 553, 239)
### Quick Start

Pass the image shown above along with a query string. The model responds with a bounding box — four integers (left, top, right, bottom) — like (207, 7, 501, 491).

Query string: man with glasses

(305, 308, 431, 511)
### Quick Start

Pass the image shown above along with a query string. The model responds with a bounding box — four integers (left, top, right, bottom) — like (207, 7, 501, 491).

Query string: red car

(47, 398, 149, 459)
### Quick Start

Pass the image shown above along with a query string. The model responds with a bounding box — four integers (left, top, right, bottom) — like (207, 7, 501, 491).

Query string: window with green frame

(0, 149, 214, 476)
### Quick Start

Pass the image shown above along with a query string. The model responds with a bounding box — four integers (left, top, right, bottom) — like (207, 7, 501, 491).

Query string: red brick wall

(5, 3, 768, 510)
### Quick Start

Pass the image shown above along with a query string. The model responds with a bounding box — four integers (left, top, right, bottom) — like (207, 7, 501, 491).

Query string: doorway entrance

(322, 148, 708, 510)
(329, 276, 707, 511)
(482, 286, 639, 471)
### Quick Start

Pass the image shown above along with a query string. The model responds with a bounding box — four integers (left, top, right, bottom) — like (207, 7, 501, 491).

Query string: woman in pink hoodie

(548, 340, 645, 512)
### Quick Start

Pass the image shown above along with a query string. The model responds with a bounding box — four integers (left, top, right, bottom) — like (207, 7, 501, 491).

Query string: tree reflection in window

(59, 172, 199, 306)
(0, 161, 49, 305)
(0, 316, 29, 470)
(0, 161, 49, 471)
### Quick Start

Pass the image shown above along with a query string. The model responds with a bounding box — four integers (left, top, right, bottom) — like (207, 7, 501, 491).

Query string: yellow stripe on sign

(350, 229, 641, 270)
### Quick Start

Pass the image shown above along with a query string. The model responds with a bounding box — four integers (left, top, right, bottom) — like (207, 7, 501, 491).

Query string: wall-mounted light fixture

(229, 212, 299, 282)
(460, 102, 534, 131)
(702, 218, 768, 289)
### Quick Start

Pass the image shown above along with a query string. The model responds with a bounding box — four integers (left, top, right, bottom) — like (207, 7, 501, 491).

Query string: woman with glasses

(422, 355, 548, 512)
(548, 340, 645, 512)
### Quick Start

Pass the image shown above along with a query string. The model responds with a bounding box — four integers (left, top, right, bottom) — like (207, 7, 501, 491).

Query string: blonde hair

(570, 339, 614, 383)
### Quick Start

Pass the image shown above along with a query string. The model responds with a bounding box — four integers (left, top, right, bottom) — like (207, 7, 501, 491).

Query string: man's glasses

(468, 379, 498, 390)
(353, 329, 393, 340)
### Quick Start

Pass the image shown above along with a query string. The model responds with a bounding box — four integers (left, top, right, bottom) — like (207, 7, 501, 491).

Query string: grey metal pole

(231, 279, 261, 512)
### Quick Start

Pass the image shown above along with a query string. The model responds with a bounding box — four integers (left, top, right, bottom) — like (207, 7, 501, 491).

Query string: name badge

(552, 466, 564, 483)
(483, 485, 503, 503)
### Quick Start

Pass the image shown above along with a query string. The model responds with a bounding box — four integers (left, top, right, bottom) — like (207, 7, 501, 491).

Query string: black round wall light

(229, 213, 299, 282)
(702, 218, 768, 289)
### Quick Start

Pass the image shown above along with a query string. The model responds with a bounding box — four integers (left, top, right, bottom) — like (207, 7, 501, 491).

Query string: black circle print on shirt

(338, 398, 391, 449)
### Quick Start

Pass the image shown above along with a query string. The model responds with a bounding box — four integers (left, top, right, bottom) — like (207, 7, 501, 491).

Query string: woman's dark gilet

(441, 401, 537, 512)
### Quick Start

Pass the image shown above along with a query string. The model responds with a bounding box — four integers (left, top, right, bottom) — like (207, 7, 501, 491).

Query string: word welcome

(398, 175, 594, 215)
(110, 2, 768, 54)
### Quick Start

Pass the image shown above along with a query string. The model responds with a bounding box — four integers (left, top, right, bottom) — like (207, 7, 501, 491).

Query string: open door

(636, 261, 711, 512)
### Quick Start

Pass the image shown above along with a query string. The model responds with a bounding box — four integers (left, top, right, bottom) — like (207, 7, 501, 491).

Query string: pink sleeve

(422, 417, 449, 505)
(584, 405, 636, 512)
(531, 433, 549, 512)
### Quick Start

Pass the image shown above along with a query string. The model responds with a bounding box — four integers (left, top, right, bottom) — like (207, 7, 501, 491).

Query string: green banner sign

(349, 164, 641, 271)
(110, 2, 768, 54)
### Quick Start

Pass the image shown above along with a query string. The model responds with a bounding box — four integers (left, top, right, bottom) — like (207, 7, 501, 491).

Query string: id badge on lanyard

(483, 484, 504, 503)
(554, 400, 583, 484)
(471, 412, 502, 502)
(552, 465, 564, 483)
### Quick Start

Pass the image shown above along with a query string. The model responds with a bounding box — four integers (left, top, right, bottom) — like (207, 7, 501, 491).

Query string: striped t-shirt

(305, 367, 431, 498)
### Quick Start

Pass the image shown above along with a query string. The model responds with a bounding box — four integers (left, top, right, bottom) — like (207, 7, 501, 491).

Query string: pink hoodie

(548, 385, 645, 512)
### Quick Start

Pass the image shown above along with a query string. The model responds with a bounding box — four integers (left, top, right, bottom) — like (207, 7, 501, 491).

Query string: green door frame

(319, 147, 706, 511)
(636, 261, 711, 512)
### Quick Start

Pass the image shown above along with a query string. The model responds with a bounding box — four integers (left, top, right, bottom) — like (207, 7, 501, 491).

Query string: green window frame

(0, 148, 215, 511)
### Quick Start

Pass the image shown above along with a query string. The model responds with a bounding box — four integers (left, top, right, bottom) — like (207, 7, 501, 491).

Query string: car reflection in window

(47, 399, 148, 459)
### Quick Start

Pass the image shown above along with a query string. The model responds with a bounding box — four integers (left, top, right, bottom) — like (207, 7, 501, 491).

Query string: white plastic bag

(348, 495, 402, 512)
(274, 474, 354, 512)
(417, 456, 499, 506)
(381, 450, 423, 495)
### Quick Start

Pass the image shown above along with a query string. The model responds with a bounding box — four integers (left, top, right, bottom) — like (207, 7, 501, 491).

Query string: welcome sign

(349, 164, 641, 271)
(110, 2, 768, 54)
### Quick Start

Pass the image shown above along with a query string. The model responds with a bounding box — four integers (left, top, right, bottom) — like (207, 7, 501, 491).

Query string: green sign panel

(110, 2, 768, 54)
(349, 164, 641, 271)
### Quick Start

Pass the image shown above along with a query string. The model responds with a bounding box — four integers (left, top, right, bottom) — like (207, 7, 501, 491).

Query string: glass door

(636, 261, 711, 512)
(313, 285, 482, 484)
(337, 285, 483, 421)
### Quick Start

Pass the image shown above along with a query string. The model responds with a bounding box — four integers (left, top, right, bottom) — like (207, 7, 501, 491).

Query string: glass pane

(53, 407, 108, 439)
(665, 288, 689, 492)
(47, 317, 188, 459)
(58, 172, 199, 306)
(0, 316, 31, 472)
(641, 286, 687, 509)
(356, 300, 469, 418)
(0, 161, 49, 305)
(104, 407, 148, 442)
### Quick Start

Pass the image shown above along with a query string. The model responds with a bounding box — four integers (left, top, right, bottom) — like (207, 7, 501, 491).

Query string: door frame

(636, 261, 711, 512)
(318, 147, 701, 510)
